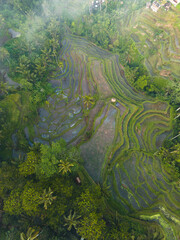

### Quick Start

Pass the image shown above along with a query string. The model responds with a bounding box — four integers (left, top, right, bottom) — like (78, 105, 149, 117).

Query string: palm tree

(20, 227, 40, 240)
(39, 187, 56, 210)
(58, 159, 74, 175)
(64, 210, 81, 231)
(82, 94, 95, 110)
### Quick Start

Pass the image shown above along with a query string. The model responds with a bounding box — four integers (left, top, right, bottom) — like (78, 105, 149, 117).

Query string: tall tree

(21, 182, 42, 216)
(76, 212, 106, 240)
(39, 187, 57, 210)
(58, 159, 74, 175)
(20, 227, 40, 240)
(64, 210, 81, 231)
(19, 151, 39, 176)
(82, 94, 95, 109)
(3, 189, 22, 215)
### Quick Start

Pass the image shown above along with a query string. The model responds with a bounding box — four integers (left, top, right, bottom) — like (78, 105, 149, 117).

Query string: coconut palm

(39, 187, 56, 210)
(58, 159, 74, 175)
(82, 94, 95, 109)
(20, 227, 39, 240)
(64, 210, 81, 231)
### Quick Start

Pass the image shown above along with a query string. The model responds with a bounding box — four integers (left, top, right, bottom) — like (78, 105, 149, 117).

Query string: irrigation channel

(26, 33, 180, 239)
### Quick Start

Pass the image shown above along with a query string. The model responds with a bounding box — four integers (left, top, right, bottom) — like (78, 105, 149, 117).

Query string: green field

(117, 4, 180, 80)
(26, 33, 180, 239)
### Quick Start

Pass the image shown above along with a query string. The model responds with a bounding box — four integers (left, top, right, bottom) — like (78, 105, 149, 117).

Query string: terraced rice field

(26, 33, 180, 239)
(118, 5, 180, 79)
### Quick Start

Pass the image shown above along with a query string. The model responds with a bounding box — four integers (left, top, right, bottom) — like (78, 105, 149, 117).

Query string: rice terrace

(1, 0, 180, 239)
(24, 33, 180, 239)
(118, 3, 180, 79)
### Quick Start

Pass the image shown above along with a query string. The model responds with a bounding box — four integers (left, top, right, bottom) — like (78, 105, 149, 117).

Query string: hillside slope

(118, 5, 180, 79)
(26, 33, 180, 239)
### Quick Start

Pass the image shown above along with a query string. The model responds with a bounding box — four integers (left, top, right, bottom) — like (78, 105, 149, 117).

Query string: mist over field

(42, 0, 87, 18)
(16, 0, 89, 47)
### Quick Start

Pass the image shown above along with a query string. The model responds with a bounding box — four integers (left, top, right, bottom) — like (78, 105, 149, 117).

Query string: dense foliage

(0, 0, 179, 239)
(157, 142, 180, 181)
(0, 140, 164, 239)
(0, 1, 64, 155)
